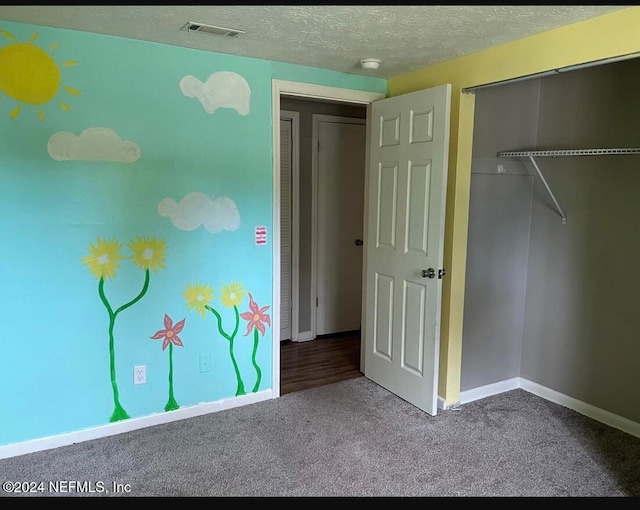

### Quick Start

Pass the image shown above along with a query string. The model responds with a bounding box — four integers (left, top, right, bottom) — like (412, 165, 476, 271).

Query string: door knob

(421, 268, 436, 279)
(355, 239, 363, 246)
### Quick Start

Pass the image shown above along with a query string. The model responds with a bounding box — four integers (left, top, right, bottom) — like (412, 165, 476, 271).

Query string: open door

(363, 84, 452, 415)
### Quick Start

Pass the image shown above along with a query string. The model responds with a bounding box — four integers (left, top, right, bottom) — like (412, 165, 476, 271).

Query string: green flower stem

(164, 342, 179, 412)
(205, 304, 245, 396)
(251, 327, 262, 393)
(115, 269, 150, 315)
(98, 269, 151, 422)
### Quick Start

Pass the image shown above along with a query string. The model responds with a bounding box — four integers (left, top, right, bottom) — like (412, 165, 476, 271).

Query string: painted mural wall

(0, 20, 386, 447)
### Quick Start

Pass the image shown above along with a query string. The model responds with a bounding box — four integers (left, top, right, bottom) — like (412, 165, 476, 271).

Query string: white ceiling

(0, 5, 628, 79)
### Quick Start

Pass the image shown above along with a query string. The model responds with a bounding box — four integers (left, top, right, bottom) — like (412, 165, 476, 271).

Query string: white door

(363, 84, 452, 415)
(315, 116, 366, 336)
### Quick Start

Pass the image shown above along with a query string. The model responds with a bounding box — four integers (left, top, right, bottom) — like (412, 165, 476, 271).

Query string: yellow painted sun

(0, 30, 80, 120)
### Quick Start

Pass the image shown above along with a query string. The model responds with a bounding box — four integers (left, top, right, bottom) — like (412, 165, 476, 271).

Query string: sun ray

(59, 102, 70, 111)
(37, 109, 44, 121)
(50, 42, 59, 51)
(62, 60, 78, 67)
(29, 32, 39, 43)
(0, 30, 14, 41)
(64, 86, 80, 96)
(10, 106, 20, 119)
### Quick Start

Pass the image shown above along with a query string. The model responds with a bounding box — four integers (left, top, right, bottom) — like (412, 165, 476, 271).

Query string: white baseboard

(458, 377, 640, 439)
(0, 390, 273, 460)
(294, 331, 315, 342)
(459, 377, 521, 405)
(4, 378, 639, 460)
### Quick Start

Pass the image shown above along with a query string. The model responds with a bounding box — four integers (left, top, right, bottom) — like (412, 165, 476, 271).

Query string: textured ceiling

(0, 5, 628, 79)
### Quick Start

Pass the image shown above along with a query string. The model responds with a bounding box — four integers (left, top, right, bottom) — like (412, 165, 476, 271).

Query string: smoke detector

(359, 58, 382, 70)
(181, 21, 245, 38)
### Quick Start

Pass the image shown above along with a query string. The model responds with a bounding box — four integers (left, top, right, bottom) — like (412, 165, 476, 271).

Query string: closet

(461, 57, 640, 425)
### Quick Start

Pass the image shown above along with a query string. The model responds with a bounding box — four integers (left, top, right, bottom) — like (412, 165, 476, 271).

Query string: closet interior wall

(462, 58, 640, 424)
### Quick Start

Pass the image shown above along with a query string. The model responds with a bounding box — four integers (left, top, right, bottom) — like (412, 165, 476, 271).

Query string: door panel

(363, 84, 452, 415)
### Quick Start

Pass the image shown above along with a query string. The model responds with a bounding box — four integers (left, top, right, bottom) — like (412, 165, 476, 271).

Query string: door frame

(271, 80, 385, 397)
(312, 114, 366, 338)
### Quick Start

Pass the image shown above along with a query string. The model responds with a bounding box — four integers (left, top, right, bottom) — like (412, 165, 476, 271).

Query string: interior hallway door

(363, 84, 452, 415)
(315, 115, 366, 336)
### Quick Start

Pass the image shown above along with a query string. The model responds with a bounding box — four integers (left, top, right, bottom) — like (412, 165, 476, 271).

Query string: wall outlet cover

(134, 365, 146, 385)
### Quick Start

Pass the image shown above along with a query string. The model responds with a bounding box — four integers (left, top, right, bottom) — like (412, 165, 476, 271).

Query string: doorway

(273, 81, 452, 415)
(271, 80, 384, 397)
(279, 103, 367, 396)
(279, 99, 367, 341)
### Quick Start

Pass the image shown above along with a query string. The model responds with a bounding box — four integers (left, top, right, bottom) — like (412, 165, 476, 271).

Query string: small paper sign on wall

(255, 226, 267, 245)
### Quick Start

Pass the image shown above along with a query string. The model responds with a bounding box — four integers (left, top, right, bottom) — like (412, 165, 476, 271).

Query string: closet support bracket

(527, 155, 567, 225)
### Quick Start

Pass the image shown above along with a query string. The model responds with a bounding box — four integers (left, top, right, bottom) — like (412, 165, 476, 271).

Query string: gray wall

(463, 58, 640, 424)
(280, 97, 366, 336)
(521, 59, 640, 423)
(461, 79, 538, 390)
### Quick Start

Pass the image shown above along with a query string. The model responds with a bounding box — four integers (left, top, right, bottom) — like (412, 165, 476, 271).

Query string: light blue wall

(0, 20, 386, 446)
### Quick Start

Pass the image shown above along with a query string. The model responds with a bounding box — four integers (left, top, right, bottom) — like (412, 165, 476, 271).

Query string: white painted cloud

(48, 127, 141, 163)
(158, 191, 240, 233)
(179, 71, 251, 116)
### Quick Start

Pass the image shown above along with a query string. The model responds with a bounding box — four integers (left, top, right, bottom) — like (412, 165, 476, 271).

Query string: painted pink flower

(240, 293, 271, 337)
(151, 314, 186, 350)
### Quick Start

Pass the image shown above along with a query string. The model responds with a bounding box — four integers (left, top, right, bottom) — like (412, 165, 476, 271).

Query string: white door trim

(271, 80, 385, 397)
(311, 114, 366, 337)
(280, 110, 300, 342)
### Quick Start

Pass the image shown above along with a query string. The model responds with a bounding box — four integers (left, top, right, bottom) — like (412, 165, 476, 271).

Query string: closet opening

(459, 56, 640, 435)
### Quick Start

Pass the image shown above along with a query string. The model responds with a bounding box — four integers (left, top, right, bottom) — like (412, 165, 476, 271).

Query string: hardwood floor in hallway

(279, 330, 362, 395)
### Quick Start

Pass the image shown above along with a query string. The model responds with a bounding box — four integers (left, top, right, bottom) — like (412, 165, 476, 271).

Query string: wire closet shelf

(496, 148, 640, 224)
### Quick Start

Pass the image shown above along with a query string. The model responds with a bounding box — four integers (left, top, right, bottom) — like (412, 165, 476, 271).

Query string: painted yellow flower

(129, 236, 167, 273)
(184, 282, 214, 318)
(82, 238, 125, 280)
(219, 281, 247, 308)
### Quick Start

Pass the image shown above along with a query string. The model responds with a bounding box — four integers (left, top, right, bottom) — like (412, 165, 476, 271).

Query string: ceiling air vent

(181, 21, 244, 38)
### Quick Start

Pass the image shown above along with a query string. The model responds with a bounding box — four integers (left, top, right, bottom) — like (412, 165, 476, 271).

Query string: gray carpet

(1, 377, 639, 497)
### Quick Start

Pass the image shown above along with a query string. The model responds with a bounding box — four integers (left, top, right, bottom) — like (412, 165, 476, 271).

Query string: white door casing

(363, 84, 452, 415)
(314, 115, 366, 336)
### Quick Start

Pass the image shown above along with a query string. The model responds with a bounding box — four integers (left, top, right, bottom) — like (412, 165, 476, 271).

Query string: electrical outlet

(134, 365, 146, 385)
(199, 353, 211, 373)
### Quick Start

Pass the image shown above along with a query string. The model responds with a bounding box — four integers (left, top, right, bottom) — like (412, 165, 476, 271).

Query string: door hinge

(317, 140, 320, 152)
(316, 296, 318, 307)
(438, 268, 446, 279)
